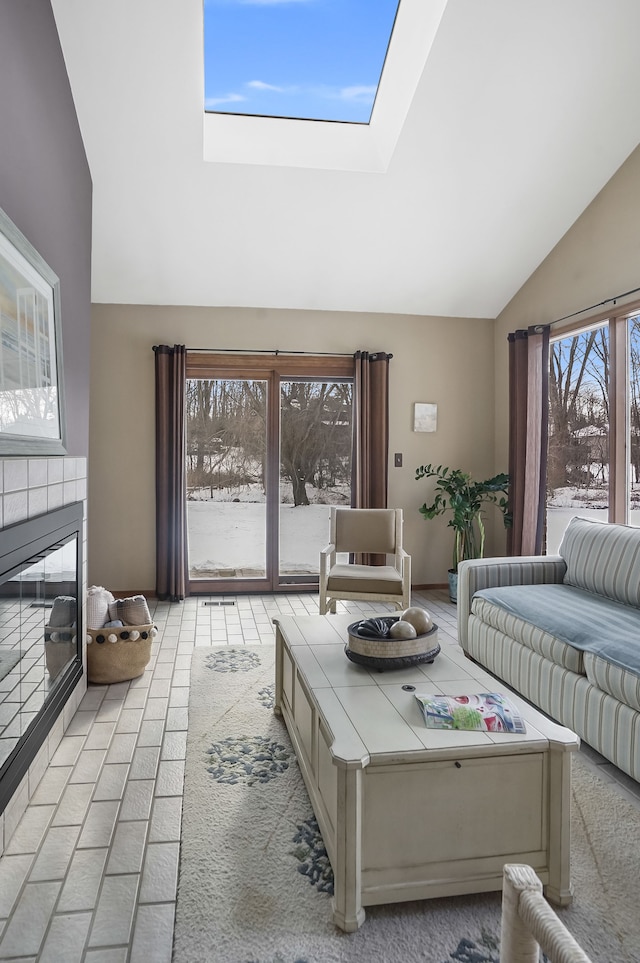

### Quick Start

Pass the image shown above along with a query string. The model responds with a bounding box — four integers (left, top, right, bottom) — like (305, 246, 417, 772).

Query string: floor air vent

(202, 600, 236, 607)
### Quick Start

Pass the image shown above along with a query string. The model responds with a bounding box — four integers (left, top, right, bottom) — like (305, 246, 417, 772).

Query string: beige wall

(90, 305, 497, 592)
(90, 145, 640, 594)
(494, 144, 640, 470)
(0, 0, 92, 458)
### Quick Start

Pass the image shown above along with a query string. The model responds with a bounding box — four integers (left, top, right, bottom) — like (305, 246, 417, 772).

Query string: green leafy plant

(415, 463, 511, 573)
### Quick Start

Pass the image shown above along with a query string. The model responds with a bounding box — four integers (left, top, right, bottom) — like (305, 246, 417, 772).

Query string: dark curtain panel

(507, 325, 550, 556)
(352, 350, 392, 564)
(154, 344, 187, 601)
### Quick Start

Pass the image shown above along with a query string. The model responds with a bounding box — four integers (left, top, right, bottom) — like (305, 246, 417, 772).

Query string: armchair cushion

(327, 563, 404, 595)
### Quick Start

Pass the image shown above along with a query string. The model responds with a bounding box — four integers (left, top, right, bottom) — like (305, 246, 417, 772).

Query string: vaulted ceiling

(52, 0, 640, 318)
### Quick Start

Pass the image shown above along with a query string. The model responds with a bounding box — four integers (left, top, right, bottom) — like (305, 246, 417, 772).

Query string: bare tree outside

(280, 381, 352, 507)
(186, 379, 267, 499)
(547, 326, 609, 552)
(629, 317, 640, 489)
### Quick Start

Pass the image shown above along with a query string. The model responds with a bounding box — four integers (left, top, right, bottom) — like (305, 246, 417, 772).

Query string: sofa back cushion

(560, 516, 640, 608)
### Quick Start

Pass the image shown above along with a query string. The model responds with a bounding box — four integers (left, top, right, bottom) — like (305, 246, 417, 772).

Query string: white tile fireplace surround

(0, 457, 87, 854)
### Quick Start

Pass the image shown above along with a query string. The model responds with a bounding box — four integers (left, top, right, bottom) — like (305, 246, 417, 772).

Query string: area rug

(174, 645, 640, 963)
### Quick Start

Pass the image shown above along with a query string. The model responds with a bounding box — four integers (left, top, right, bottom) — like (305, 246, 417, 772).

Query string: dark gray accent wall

(0, 0, 92, 457)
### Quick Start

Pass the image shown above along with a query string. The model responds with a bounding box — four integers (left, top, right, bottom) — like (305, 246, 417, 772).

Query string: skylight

(203, 0, 401, 125)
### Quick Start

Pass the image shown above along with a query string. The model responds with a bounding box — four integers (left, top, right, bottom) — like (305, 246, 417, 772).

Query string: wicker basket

(86, 623, 156, 684)
(347, 618, 439, 659)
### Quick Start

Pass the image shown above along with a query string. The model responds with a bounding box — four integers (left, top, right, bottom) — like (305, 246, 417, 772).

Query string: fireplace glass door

(0, 502, 83, 812)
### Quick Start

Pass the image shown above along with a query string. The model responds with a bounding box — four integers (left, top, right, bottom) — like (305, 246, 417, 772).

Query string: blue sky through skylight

(204, 0, 401, 124)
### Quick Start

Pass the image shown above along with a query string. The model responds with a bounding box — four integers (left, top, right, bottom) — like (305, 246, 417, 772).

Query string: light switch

(394, 453, 403, 467)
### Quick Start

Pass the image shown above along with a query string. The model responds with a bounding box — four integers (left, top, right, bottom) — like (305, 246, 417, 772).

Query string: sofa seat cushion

(583, 653, 640, 713)
(326, 564, 403, 595)
(471, 591, 585, 673)
(472, 583, 640, 678)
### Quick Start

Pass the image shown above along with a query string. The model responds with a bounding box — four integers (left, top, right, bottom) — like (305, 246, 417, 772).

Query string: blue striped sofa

(458, 516, 640, 783)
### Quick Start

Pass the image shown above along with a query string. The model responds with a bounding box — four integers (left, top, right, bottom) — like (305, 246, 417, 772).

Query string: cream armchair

(319, 507, 411, 615)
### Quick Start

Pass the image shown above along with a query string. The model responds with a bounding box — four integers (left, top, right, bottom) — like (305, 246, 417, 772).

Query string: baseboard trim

(114, 585, 451, 599)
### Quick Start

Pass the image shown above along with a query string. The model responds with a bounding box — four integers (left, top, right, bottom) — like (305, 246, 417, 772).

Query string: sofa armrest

(457, 555, 567, 650)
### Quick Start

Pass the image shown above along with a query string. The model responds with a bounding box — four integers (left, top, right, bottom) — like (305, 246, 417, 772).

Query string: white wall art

(413, 402, 437, 432)
(0, 207, 66, 455)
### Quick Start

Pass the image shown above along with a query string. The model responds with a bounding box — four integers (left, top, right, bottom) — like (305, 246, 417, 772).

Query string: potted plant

(415, 463, 510, 602)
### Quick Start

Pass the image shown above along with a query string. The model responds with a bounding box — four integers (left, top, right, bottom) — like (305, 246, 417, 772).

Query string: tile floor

(0, 589, 638, 962)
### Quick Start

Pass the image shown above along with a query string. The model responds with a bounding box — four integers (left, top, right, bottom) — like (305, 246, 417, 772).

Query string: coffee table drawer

(362, 752, 545, 873)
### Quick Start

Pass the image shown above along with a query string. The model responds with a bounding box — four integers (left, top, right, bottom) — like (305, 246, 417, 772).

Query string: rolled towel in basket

(108, 595, 151, 626)
(87, 585, 115, 629)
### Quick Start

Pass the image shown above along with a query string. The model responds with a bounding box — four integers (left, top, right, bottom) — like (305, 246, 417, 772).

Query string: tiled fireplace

(0, 457, 87, 854)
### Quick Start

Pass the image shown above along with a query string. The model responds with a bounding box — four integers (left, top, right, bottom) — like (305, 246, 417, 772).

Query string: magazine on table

(414, 692, 526, 733)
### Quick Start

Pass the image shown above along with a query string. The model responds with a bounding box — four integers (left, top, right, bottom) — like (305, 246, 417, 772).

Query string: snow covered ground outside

(187, 501, 336, 576)
(186, 484, 640, 578)
(187, 482, 352, 576)
(546, 507, 608, 554)
(547, 485, 640, 553)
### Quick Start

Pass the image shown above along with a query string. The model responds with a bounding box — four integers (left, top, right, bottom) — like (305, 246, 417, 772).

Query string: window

(627, 314, 640, 525)
(203, 0, 401, 124)
(547, 323, 609, 552)
(546, 305, 640, 551)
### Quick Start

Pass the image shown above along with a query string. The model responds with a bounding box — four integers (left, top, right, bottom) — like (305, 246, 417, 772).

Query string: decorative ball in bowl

(345, 606, 440, 670)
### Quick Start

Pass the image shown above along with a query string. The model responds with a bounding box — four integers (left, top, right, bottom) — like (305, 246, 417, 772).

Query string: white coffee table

(273, 613, 579, 932)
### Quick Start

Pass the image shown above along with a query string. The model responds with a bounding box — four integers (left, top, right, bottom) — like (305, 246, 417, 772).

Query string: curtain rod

(550, 284, 640, 326)
(159, 347, 354, 357)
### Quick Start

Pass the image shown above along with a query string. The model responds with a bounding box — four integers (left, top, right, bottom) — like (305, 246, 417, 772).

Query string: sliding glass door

(185, 378, 268, 581)
(185, 354, 353, 593)
(278, 380, 352, 579)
